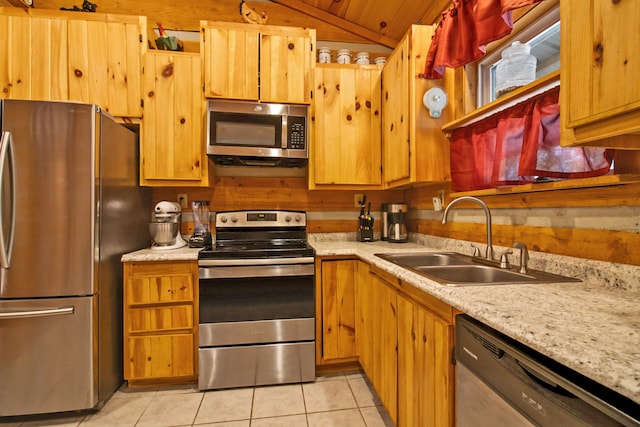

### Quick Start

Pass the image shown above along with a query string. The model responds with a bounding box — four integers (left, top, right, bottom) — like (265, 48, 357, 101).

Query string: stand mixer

(149, 201, 188, 250)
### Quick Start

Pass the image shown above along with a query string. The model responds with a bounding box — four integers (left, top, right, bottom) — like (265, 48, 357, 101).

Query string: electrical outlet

(354, 194, 364, 208)
(177, 193, 188, 209)
(433, 190, 445, 211)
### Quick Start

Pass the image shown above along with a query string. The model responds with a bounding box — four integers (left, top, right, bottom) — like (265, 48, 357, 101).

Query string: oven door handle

(198, 257, 315, 267)
(199, 263, 314, 279)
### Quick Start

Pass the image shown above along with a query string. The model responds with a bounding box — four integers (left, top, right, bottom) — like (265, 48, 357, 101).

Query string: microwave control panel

(287, 116, 307, 149)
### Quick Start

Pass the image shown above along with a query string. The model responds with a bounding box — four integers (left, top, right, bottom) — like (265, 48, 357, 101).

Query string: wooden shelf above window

(442, 70, 560, 134)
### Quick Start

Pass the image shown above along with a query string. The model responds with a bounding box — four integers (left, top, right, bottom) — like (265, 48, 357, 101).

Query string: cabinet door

(67, 14, 145, 117)
(202, 24, 259, 100)
(141, 51, 208, 186)
(260, 27, 314, 104)
(356, 261, 398, 424)
(320, 259, 357, 362)
(0, 11, 69, 101)
(564, 0, 640, 126)
(313, 65, 382, 186)
(382, 36, 410, 185)
(561, 0, 640, 147)
(397, 295, 454, 427)
(126, 334, 195, 380)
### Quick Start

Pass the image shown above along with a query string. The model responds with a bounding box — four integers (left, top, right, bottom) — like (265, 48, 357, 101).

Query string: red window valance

(424, 0, 544, 79)
(449, 87, 613, 191)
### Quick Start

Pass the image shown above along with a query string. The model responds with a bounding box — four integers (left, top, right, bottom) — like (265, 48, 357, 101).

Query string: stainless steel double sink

(374, 252, 580, 286)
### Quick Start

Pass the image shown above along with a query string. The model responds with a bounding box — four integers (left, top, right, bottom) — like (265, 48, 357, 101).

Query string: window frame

(476, 4, 560, 108)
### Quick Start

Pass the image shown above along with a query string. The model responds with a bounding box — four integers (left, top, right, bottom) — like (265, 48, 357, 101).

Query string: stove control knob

(231, 215, 238, 223)
(284, 215, 292, 222)
(295, 214, 302, 222)
(220, 216, 228, 223)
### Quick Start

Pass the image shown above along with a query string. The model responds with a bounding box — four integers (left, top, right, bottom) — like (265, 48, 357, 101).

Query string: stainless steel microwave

(206, 99, 309, 167)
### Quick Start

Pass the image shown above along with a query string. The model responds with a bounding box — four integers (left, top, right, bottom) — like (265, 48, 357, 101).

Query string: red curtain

(425, 0, 543, 79)
(449, 87, 613, 191)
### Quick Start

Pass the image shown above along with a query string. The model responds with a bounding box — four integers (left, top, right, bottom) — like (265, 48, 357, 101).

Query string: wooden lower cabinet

(353, 260, 455, 426)
(356, 261, 398, 425)
(123, 260, 198, 384)
(316, 258, 358, 365)
(397, 294, 454, 427)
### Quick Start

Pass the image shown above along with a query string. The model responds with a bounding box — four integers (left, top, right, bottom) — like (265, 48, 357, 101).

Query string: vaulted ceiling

(2, 0, 454, 48)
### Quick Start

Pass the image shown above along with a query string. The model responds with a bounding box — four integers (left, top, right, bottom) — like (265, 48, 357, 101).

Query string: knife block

(357, 229, 374, 242)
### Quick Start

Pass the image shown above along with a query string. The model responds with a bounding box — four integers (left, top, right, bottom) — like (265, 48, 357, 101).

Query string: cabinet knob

(288, 43, 295, 50)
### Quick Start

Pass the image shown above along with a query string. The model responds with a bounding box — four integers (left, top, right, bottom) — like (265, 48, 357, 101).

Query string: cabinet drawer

(125, 273, 194, 305)
(125, 334, 195, 380)
(127, 305, 193, 333)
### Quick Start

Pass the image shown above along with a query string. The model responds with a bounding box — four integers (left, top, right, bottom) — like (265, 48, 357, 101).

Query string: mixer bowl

(149, 222, 179, 246)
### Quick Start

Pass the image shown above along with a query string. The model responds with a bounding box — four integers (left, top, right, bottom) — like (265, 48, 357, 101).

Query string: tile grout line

(345, 373, 372, 426)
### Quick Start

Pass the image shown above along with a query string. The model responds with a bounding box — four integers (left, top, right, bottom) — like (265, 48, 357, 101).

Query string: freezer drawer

(0, 296, 96, 416)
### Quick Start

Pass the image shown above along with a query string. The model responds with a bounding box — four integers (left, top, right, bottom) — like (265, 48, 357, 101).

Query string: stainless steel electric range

(197, 210, 315, 390)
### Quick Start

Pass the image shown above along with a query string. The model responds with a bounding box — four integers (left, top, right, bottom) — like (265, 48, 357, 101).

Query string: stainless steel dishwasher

(455, 315, 640, 427)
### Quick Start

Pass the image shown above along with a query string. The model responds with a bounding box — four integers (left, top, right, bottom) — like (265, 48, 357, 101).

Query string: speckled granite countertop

(121, 246, 202, 262)
(120, 239, 640, 406)
(311, 240, 640, 406)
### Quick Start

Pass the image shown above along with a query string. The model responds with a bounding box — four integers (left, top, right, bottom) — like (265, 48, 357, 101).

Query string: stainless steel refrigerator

(0, 99, 152, 417)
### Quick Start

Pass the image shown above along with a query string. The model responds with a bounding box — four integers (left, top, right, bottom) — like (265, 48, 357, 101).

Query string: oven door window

(200, 275, 314, 323)
(211, 112, 282, 148)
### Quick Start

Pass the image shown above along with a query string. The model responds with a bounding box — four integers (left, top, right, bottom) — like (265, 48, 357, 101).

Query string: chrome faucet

(513, 242, 529, 273)
(442, 196, 494, 260)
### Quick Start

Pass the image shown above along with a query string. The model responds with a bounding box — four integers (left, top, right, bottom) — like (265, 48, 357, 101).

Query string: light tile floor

(0, 371, 395, 427)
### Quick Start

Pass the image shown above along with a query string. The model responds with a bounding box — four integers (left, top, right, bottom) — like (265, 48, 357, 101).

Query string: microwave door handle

(281, 115, 288, 148)
(0, 131, 16, 269)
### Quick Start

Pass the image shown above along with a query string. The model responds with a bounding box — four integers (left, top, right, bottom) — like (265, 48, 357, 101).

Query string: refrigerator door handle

(0, 131, 16, 269)
(0, 306, 75, 319)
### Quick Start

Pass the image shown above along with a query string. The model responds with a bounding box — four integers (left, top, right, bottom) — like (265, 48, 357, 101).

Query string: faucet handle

(513, 242, 529, 273)
(499, 250, 513, 269)
(471, 245, 482, 257)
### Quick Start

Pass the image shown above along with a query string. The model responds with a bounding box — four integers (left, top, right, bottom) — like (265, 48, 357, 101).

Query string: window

(477, 4, 560, 107)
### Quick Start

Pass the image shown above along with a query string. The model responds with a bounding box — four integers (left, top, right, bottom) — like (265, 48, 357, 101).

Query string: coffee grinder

(387, 203, 408, 243)
(188, 200, 212, 248)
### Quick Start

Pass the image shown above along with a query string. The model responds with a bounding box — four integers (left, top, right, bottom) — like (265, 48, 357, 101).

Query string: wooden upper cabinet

(311, 64, 382, 188)
(259, 26, 315, 104)
(0, 9, 69, 101)
(141, 51, 209, 186)
(0, 8, 145, 118)
(381, 25, 452, 188)
(201, 23, 259, 100)
(67, 13, 145, 117)
(201, 21, 315, 104)
(561, 0, 640, 148)
(382, 36, 410, 185)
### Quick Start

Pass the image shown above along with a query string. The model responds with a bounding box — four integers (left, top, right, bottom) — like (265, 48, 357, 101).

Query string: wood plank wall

(154, 175, 640, 267)
(152, 175, 404, 233)
(407, 182, 640, 267)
